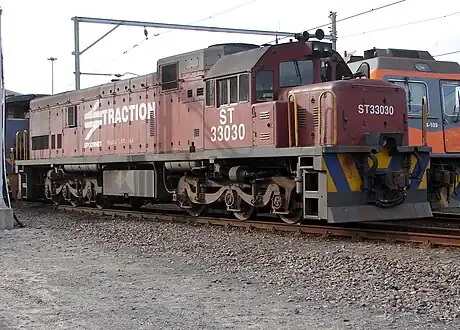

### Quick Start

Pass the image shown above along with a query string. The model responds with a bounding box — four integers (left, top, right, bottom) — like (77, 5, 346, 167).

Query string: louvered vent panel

(259, 132, 271, 140)
(298, 107, 307, 128)
(149, 118, 155, 136)
(312, 106, 319, 128)
(259, 111, 270, 120)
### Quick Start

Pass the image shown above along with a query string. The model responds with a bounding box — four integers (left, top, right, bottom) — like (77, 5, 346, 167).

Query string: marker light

(414, 63, 431, 72)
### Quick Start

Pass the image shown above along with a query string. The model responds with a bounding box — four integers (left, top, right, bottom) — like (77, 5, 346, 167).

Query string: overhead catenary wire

(89, 0, 259, 76)
(341, 11, 460, 38)
(264, 0, 408, 44)
(434, 50, 460, 58)
(120, 0, 260, 56)
(58, 0, 259, 92)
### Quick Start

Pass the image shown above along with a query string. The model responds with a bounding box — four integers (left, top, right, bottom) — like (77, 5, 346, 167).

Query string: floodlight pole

(47, 57, 57, 94)
(72, 16, 332, 90)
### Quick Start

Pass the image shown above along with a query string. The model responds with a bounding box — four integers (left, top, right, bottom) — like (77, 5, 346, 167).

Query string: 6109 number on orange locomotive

(14, 31, 432, 223)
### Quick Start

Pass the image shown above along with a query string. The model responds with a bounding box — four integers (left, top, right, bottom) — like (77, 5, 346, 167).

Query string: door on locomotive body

(384, 76, 445, 153)
(252, 69, 276, 147)
(439, 80, 460, 153)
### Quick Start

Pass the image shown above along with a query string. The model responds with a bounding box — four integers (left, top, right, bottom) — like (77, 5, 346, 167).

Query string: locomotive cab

(200, 38, 431, 222)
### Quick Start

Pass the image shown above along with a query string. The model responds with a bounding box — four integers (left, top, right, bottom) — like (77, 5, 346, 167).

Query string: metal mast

(72, 16, 331, 90)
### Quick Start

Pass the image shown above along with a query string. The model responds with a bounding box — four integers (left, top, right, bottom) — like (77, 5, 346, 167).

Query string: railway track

(47, 203, 460, 248)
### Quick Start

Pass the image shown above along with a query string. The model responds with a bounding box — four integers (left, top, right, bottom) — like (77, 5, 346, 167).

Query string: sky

(1, 0, 459, 95)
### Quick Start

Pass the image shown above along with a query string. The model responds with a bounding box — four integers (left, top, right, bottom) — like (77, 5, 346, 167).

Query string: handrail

(318, 90, 337, 145)
(15, 131, 20, 161)
(287, 92, 299, 147)
(421, 96, 427, 146)
(287, 94, 293, 147)
(14, 130, 28, 161)
(23, 130, 28, 160)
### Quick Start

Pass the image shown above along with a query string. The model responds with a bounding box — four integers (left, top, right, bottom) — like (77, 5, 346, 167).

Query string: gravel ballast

(1, 203, 460, 329)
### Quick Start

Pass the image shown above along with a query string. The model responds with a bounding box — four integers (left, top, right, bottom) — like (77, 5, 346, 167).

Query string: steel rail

(53, 205, 460, 248)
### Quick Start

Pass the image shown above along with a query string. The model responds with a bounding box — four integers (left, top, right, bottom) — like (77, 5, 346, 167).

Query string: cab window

(205, 80, 215, 107)
(279, 60, 313, 88)
(389, 80, 429, 116)
(441, 82, 460, 116)
(255, 70, 274, 102)
(216, 73, 250, 107)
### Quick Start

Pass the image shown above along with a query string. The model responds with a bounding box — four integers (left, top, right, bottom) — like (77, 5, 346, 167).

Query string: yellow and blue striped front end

(320, 147, 432, 223)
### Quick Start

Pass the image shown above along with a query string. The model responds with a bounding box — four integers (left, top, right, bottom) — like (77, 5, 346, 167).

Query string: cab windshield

(441, 81, 460, 117)
(279, 59, 314, 88)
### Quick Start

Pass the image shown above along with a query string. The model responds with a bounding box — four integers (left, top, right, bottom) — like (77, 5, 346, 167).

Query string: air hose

(366, 151, 407, 208)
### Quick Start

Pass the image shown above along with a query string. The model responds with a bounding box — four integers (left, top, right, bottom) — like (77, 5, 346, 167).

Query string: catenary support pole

(0, 8, 14, 229)
(74, 18, 81, 90)
(71, 16, 331, 90)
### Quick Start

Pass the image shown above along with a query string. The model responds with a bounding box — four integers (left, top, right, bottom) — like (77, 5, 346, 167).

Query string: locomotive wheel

(185, 204, 206, 217)
(233, 202, 255, 221)
(70, 198, 83, 207)
(52, 195, 62, 208)
(95, 194, 111, 210)
(279, 209, 302, 225)
(130, 199, 144, 210)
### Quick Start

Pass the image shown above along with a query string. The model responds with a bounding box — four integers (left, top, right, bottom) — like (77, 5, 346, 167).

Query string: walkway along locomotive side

(346, 48, 460, 213)
(14, 33, 432, 223)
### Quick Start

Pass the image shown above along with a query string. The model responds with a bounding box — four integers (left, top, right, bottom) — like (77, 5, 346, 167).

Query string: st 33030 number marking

(210, 107, 246, 142)
(210, 124, 246, 142)
(358, 104, 394, 115)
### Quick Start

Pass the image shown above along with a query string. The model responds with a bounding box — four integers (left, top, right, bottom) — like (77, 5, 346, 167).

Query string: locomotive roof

(6, 93, 48, 105)
(205, 45, 270, 79)
(30, 72, 156, 110)
(348, 57, 460, 74)
(157, 43, 261, 73)
(347, 47, 460, 74)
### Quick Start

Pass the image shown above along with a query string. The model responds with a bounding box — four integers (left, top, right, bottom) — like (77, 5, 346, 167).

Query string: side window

(217, 76, 240, 107)
(442, 83, 460, 116)
(255, 70, 274, 102)
(239, 74, 249, 102)
(57, 134, 62, 149)
(279, 60, 314, 88)
(51, 134, 56, 149)
(390, 80, 428, 116)
(31, 135, 49, 150)
(161, 62, 178, 91)
(356, 62, 370, 79)
(230, 77, 238, 104)
(205, 80, 215, 106)
(67, 105, 77, 127)
(217, 78, 229, 107)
